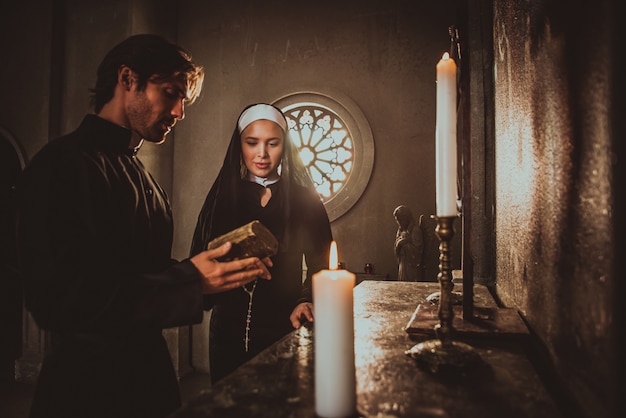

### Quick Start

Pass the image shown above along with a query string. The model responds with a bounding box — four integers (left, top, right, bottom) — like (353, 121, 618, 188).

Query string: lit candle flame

(442, 52, 450, 60)
(329, 241, 338, 270)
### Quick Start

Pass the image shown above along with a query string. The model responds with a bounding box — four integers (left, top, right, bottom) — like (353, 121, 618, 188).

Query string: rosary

(242, 278, 258, 352)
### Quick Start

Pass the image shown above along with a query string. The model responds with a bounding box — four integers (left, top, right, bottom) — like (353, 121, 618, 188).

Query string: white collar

(246, 172, 280, 187)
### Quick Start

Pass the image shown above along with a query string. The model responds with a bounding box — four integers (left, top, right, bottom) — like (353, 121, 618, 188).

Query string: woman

(190, 103, 333, 383)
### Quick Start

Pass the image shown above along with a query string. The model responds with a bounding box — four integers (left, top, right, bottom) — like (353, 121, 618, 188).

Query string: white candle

(436, 52, 458, 217)
(313, 241, 356, 418)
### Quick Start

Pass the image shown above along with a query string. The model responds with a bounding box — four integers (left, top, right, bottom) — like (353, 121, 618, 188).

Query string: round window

(274, 90, 374, 221)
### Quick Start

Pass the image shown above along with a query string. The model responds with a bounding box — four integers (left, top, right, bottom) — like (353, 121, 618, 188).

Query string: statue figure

(393, 205, 423, 281)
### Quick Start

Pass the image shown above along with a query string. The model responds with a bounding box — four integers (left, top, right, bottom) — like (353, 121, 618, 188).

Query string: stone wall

(492, 1, 621, 417)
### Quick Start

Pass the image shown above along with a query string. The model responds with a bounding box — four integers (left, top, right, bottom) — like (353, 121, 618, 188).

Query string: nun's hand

(290, 302, 314, 328)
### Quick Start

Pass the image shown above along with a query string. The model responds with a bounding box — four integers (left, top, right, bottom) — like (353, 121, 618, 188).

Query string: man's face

(126, 76, 188, 144)
(240, 119, 285, 179)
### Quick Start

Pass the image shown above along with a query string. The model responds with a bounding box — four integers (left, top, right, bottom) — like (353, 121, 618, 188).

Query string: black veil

(189, 103, 317, 257)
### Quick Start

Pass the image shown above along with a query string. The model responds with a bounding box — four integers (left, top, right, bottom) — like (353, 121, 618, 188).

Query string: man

(16, 34, 271, 418)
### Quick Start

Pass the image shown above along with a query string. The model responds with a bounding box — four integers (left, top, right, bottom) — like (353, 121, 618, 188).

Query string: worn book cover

(206, 220, 278, 261)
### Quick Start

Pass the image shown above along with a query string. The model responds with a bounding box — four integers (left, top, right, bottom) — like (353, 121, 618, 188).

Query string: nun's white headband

(237, 104, 287, 133)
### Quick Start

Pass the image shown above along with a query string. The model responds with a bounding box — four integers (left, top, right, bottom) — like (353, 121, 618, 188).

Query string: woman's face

(240, 119, 285, 178)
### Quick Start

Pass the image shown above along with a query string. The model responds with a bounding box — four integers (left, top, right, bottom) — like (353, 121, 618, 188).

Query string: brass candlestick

(405, 216, 481, 372)
(425, 213, 463, 306)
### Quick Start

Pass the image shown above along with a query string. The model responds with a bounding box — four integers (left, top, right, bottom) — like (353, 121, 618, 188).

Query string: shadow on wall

(419, 215, 439, 282)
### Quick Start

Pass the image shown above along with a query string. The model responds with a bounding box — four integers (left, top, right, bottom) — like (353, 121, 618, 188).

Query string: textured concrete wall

(493, 1, 618, 417)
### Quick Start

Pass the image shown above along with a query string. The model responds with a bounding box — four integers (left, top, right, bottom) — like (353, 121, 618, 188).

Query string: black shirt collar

(79, 114, 138, 157)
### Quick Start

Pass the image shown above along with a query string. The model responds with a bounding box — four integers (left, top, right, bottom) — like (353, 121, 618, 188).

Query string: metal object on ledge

(425, 289, 463, 305)
(405, 216, 482, 373)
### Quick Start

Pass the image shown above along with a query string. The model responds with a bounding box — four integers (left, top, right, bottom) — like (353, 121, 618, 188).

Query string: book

(206, 220, 278, 261)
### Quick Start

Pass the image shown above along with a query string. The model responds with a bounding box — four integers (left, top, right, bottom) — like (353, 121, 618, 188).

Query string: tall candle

(313, 241, 356, 418)
(436, 52, 458, 217)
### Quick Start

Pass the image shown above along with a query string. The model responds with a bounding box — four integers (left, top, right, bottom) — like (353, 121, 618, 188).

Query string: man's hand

(290, 302, 314, 328)
(190, 242, 272, 294)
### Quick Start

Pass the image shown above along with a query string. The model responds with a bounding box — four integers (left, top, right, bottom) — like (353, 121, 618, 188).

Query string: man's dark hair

(90, 34, 204, 113)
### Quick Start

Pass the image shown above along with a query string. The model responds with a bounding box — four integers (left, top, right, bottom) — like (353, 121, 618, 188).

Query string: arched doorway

(0, 126, 26, 385)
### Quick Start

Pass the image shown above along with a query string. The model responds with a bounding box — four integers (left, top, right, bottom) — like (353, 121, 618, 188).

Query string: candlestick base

(405, 339, 482, 374)
(405, 216, 482, 374)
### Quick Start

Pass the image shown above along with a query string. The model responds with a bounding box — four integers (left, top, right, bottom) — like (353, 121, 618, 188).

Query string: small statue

(393, 205, 423, 281)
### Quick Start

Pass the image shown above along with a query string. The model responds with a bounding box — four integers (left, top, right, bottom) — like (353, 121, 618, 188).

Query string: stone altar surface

(170, 281, 562, 418)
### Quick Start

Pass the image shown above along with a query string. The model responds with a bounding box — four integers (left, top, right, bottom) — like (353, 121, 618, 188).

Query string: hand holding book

(206, 220, 278, 261)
